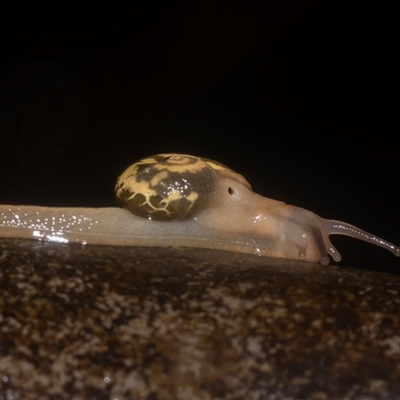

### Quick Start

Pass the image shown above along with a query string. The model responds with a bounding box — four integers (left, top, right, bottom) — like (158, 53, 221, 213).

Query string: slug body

(0, 154, 399, 265)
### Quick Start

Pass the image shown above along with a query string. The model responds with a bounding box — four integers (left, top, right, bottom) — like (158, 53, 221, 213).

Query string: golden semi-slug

(0, 153, 399, 265)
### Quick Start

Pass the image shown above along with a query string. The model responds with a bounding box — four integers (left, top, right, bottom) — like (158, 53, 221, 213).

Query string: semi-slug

(0, 153, 399, 265)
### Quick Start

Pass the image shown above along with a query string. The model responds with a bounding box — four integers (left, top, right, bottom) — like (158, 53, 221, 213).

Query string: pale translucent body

(0, 172, 399, 265)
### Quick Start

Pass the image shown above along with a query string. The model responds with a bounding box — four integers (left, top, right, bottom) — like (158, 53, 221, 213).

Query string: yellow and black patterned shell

(115, 153, 241, 221)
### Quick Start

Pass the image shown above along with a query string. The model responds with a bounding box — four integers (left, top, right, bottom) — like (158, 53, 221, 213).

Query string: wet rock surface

(0, 238, 399, 400)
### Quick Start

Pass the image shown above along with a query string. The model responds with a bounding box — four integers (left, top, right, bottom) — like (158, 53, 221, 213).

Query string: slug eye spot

(228, 186, 241, 202)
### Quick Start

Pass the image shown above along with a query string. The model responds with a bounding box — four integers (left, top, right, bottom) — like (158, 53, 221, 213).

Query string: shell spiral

(115, 153, 231, 221)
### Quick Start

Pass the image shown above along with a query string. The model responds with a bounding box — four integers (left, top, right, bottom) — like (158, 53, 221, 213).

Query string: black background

(1, 1, 399, 272)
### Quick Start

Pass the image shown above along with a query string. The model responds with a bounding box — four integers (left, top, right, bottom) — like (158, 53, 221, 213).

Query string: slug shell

(115, 153, 248, 221)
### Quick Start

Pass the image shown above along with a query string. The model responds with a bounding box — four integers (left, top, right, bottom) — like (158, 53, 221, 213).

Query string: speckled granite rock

(0, 238, 399, 400)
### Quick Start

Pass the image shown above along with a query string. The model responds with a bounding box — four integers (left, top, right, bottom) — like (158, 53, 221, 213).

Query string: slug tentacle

(321, 219, 400, 258)
(309, 226, 331, 266)
(0, 153, 399, 265)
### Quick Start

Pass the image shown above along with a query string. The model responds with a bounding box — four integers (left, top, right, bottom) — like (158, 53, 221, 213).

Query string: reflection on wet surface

(0, 238, 399, 399)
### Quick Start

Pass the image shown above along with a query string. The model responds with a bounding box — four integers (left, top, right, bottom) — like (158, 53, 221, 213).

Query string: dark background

(1, 1, 399, 271)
